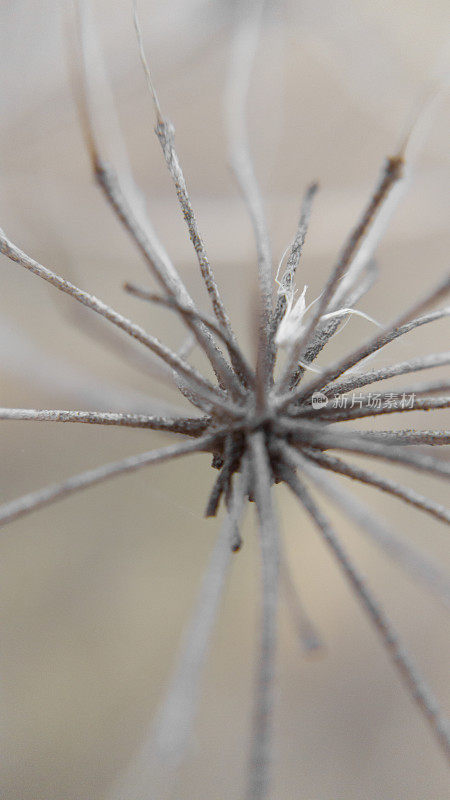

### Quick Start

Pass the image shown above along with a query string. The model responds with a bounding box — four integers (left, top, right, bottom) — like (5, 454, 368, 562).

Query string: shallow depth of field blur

(1, 1, 449, 798)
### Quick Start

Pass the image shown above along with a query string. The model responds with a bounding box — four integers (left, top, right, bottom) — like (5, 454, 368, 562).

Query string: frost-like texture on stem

(0, 407, 208, 434)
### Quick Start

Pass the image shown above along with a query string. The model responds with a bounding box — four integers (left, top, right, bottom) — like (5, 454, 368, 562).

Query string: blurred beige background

(1, 1, 449, 798)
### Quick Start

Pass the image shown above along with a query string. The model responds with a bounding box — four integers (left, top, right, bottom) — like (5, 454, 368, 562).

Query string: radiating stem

(0, 407, 208, 435)
(0, 432, 221, 529)
(0, 229, 240, 417)
(282, 464, 450, 761)
(301, 446, 450, 525)
(247, 432, 280, 800)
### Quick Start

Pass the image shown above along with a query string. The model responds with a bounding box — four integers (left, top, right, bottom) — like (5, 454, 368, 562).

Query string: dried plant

(0, 2, 449, 799)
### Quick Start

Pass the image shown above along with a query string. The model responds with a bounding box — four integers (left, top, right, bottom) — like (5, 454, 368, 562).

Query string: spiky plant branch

(0, 2, 449, 799)
(278, 449, 450, 759)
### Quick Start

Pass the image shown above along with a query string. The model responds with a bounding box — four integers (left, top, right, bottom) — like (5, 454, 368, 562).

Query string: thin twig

(155, 477, 246, 761)
(272, 182, 318, 331)
(205, 434, 238, 517)
(314, 395, 450, 422)
(325, 352, 450, 397)
(177, 332, 197, 360)
(291, 449, 450, 610)
(48, 258, 177, 388)
(133, 0, 237, 344)
(152, 520, 233, 763)
(280, 549, 324, 655)
(278, 420, 450, 478)
(70, 0, 190, 299)
(386, 379, 450, 398)
(0, 407, 208, 436)
(316, 433, 450, 479)
(247, 432, 280, 800)
(96, 157, 241, 394)
(124, 282, 254, 388)
(0, 314, 179, 417)
(282, 463, 450, 760)
(70, 0, 239, 393)
(0, 432, 223, 529)
(109, 475, 246, 800)
(343, 430, 450, 446)
(276, 156, 404, 392)
(270, 182, 319, 380)
(225, 0, 273, 393)
(301, 446, 450, 525)
(0, 230, 241, 417)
